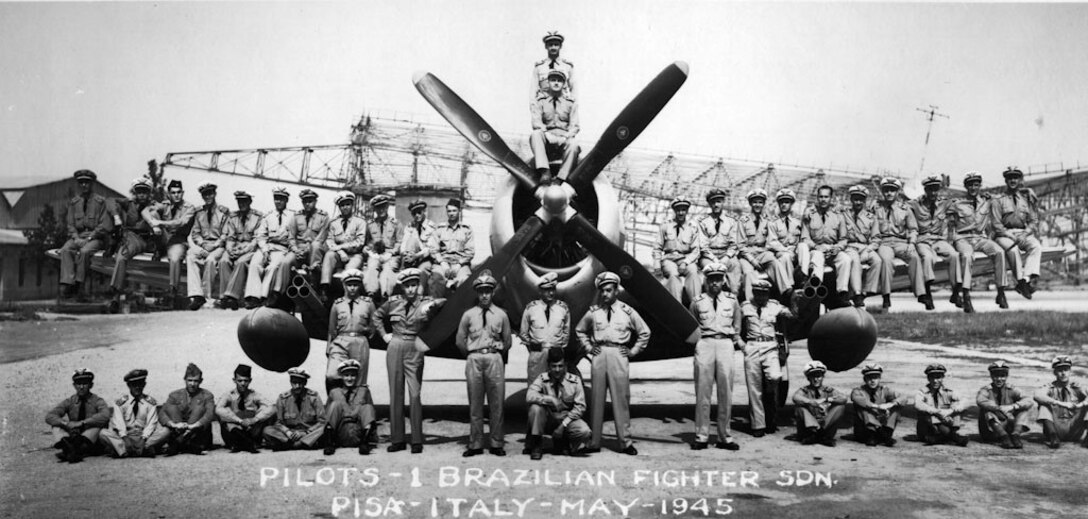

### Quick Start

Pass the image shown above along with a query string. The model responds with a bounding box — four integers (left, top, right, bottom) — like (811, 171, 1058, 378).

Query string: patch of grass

(873, 311, 1088, 347)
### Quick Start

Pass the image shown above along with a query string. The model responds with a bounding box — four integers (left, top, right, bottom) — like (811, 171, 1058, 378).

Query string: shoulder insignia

(279, 391, 293, 399)
(145, 396, 158, 406)
(587, 304, 600, 312)
(116, 396, 129, 406)
(618, 302, 635, 315)
(305, 388, 318, 396)
(315, 209, 328, 215)
(565, 373, 580, 383)
(554, 300, 568, 309)
(525, 300, 542, 309)
(534, 58, 547, 66)
(334, 297, 345, 304)
(739, 214, 751, 222)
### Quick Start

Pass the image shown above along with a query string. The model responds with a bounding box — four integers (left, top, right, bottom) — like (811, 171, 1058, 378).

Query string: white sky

(3, 1, 1087, 195)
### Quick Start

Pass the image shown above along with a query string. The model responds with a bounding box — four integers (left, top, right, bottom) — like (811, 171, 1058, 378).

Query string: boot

(880, 426, 897, 447)
(852, 294, 866, 308)
(995, 288, 1009, 309)
(323, 427, 337, 456)
(882, 294, 892, 309)
(917, 294, 935, 311)
(998, 434, 1015, 449)
(1010, 434, 1024, 449)
(949, 284, 962, 307)
(189, 295, 206, 311)
(528, 436, 543, 460)
(1015, 279, 1033, 300)
(961, 290, 975, 313)
(358, 427, 372, 455)
(1042, 421, 1061, 449)
(67, 436, 90, 463)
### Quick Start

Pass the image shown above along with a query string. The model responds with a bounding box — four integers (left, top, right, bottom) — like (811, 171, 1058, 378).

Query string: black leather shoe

(622, 446, 638, 456)
(243, 297, 261, 309)
(410, 444, 423, 454)
(690, 442, 708, 450)
(462, 448, 483, 457)
(1011, 435, 1024, 449)
(961, 292, 975, 313)
(952, 434, 969, 447)
(750, 429, 765, 438)
(387, 443, 406, 453)
(489, 448, 506, 457)
(359, 443, 371, 455)
(865, 435, 879, 447)
(995, 290, 1009, 309)
(530, 448, 543, 460)
(323, 445, 336, 456)
(189, 296, 206, 311)
(583, 447, 601, 454)
(716, 441, 740, 451)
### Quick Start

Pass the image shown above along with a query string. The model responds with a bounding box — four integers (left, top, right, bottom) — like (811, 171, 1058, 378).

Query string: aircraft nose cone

(541, 184, 570, 214)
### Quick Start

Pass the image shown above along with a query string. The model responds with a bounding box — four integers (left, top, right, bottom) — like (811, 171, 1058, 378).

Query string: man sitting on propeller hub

(530, 68, 580, 186)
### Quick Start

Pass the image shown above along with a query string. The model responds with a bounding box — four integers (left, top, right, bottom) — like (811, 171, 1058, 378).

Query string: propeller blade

(567, 61, 689, 192)
(417, 215, 547, 352)
(564, 213, 700, 344)
(413, 72, 539, 190)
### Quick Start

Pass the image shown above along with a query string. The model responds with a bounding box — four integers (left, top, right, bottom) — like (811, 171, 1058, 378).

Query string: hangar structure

(161, 114, 1086, 285)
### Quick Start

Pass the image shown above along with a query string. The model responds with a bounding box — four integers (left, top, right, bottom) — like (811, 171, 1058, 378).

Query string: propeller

(413, 62, 698, 352)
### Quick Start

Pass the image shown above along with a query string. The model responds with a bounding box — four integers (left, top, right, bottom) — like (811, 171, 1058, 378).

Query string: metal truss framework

(160, 115, 1086, 283)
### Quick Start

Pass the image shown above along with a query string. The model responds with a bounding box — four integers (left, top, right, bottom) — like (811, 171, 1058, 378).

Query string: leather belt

(343, 332, 369, 337)
(701, 334, 733, 340)
(599, 342, 627, 348)
(393, 334, 417, 340)
(470, 348, 500, 355)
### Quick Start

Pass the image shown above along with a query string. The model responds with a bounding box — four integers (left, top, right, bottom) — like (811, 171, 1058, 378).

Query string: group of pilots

(653, 167, 1045, 314)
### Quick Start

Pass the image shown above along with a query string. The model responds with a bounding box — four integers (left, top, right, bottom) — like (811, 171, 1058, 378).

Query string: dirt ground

(2, 298, 1088, 519)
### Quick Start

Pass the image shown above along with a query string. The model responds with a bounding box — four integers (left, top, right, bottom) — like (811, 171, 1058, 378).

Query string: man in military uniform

(530, 69, 580, 185)
(399, 199, 437, 284)
(263, 368, 327, 451)
(738, 189, 791, 302)
(363, 194, 403, 298)
(59, 169, 113, 298)
(159, 363, 216, 455)
(792, 361, 848, 446)
(246, 187, 295, 308)
(991, 167, 1042, 298)
(456, 272, 512, 457)
(740, 278, 793, 438)
(519, 272, 571, 386)
(45, 369, 110, 463)
(100, 369, 168, 458)
(324, 360, 378, 456)
(688, 263, 743, 450)
(948, 171, 1009, 311)
(766, 188, 810, 290)
(282, 188, 330, 287)
(215, 364, 274, 454)
(142, 179, 196, 299)
(374, 268, 438, 454)
(842, 185, 882, 308)
(185, 181, 230, 310)
(326, 268, 377, 392)
(216, 191, 262, 310)
(801, 185, 852, 304)
(911, 175, 963, 310)
(575, 271, 650, 455)
(655, 196, 703, 303)
(526, 347, 591, 460)
(321, 191, 366, 297)
(429, 199, 474, 298)
(976, 361, 1034, 450)
(698, 189, 743, 294)
(873, 177, 925, 310)
(109, 178, 157, 295)
(914, 364, 969, 446)
(1035, 355, 1088, 448)
(849, 364, 901, 447)
(532, 31, 575, 100)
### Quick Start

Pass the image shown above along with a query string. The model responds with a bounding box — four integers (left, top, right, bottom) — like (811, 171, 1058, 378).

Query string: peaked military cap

(543, 31, 564, 45)
(123, 369, 148, 384)
(746, 188, 768, 202)
(1002, 167, 1023, 179)
(337, 359, 362, 375)
(1052, 355, 1073, 369)
(861, 363, 883, 376)
(702, 262, 728, 278)
(537, 272, 559, 289)
(848, 185, 869, 198)
(775, 188, 797, 202)
(287, 367, 310, 381)
(987, 360, 1010, 375)
(234, 190, 253, 200)
(197, 181, 217, 195)
(963, 171, 983, 185)
(547, 69, 568, 82)
(408, 199, 427, 213)
(299, 189, 318, 200)
(370, 193, 392, 207)
(921, 175, 943, 188)
(595, 271, 620, 289)
(705, 189, 727, 203)
(473, 272, 498, 291)
(72, 369, 94, 383)
(924, 363, 947, 376)
(750, 277, 772, 291)
(271, 186, 289, 199)
(803, 361, 828, 376)
(880, 177, 903, 190)
(73, 169, 97, 182)
(670, 196, 692, 211)
(131, 178, 152, 192)
(334, 190, 356, 205)
(397, 267, 423, 284)
(341, 268, 363, 284)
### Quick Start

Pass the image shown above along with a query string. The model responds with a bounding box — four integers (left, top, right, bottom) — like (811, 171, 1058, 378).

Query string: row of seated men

(656, 168, 1044, 313)
(56, 169, 475, 310)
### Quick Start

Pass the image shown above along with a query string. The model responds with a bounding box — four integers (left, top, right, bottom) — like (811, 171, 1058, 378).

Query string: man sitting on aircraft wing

(698, 189, 743, 295)
(245, 187, 294, 309)
(398, 199, 438, 292)
(873, 177, 925, 310)
(910, 175, 962, 312)
(800, 185, 853, 306)
(320, 191, 366, 299)
(109, 177, 157, 296)
(948, 171, 1009, 311)
(363, 194, 403, 299)
(842, 185, 882, 309)
(217, 191, 262, 310)
(429, 199, 474, 298)
(283, 189, 330, 290)
(656, 196, 703, 303)
(185, 181, 230, 311)
(530, 68, 580, 186)
(142, 179, 196, 302)
(991, 167, 1043, 299)
(738, 189, 791, 302)
(59, 169, 113, 300)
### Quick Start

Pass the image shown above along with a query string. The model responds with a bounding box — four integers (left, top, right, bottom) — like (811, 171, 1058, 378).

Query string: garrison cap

(670, 196, 692, 211)
(750, 277, 772, 291)
(880, 177, 903, 190)
(473, 271, 498, 291)
(197, 181, 217, 195)
(746, 188, 768, 202)
(987, 360, 1010, 375)
(271, 186, 289, 199)
(861, 363, 883, 376)
(1052, 355, 1073, 369)
(167, 179, 184, 190)
(705, 189, 727, 203)
(337, 359, 362, 375)
(408, 199, 427, 213)
(595, 271, 620, 289)
(72, 369, 94, 383)
(803, 361, 828, 376)
(924, 363, 947, 376)
(234, 364, 252, 378)
(543, 31, 564, 45)
(537, 272, 559, 289)
(547, 69, 568, 82)
(1002, 167, 1024, 179)
(130, 178, 152, 192)
(287, 367, 310, 381)
(848, 185, 869, 199)
(446, 198, 463, 209)
(233, 190, 253, 201)
(397, 267, 423, 285)
(963, 171, 983, 185)
(775, 188, 796, 203)
(921, 175, 943, 189)
(73, 169, 97, 182)
(123, 369, 148, 384)
(184, 363, 203, 379)
(299, 189, 318, 200)
(370, 193, 392, 208)
(334, 191, 356, 205)
(702, 262, 728, 278)
(341, 268, 363, 284)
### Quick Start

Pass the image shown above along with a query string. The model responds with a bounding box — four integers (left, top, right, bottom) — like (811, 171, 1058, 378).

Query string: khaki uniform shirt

(145, 201, 196, 244)
(399, 219, 438, 261)
(223, 210, 264, 257)
(287, 209, 330, 252)
(519, 299, 571, 349)
(328, 296, 377, 339)
(947, 195, 994, 240)
(45, 392, 110, 429)
(116, 198, 154, 235)
(364, 217, 402, 256)
(697, 213, 741, 260)
(689, 292, 741, 338)
(914, 385, 968, 415)
(574, 301, 650, 353)
(793, 385, 849, 407)
(766, 210, 804, 252)
(431, 222, 474, 265)
(66, 194, 113, 240)
(374, 295, 437, 339)
(527, 371, 586, 423)
(189, 203, 231, 251)
(976, 384, 1035, 414)
(850, 384, 901, 409)
(273, 389, 326, 431)
(738, 212, 773, 260)
(532, 57, 576, 99)
(257, 209, 295, 253)
(326, 215, 366, 254)
(160, 388, 216, 427)
(655, 219, 701, 264)
(843, 208, 879, 248)
(874, 201, 919, 242)
(801, 207, 848, 250)
(456, 305, 512, 354)
(740, 300, 790, 341)
(1034, 381, 1088, 421)
(991, 188, 1039, 237)
(216, 388, 275, 425)
(910, 197, 954, 242)
(531, 93, 580, 139)
(108, 394, 161, 439)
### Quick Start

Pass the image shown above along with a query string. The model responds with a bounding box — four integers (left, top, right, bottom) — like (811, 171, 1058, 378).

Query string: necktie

(305, 212, 311, 227)
(755, 214, 761, 232)
(549, 59, 556, 70)
(712, 296, 718, 312)
(342, 216, 350, 231)
(552, 380, 563, 401)
(415, 223, 423, 236)
(294, 394, 304, 414)
(784, 216, 790, 232)
(238, 391, 247, 412)
(1059, 385, 1069, 403)
(931, 389, 940, 407)
(379, 221, 385, 242)
(132, 396, 139, 418)
(82, 197, 88, 215)
(715, 218, 721, 233)
(605, 305, 612, 323)
(995, 388, 1003, 406)
(206, 206, 213, 227)
(544, 303, 552, 322)
(972, 199, 978, 212)
(77, 397, 87, 421)
(277, 211, 282, 227)
(348, 298, 355, 314)
(346, 389, 355, 403)
(481, 307, 488, 329)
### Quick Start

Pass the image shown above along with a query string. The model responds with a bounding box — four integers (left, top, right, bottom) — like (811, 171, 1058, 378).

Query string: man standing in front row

(849, 363, 901, 447)
(326, 268, 376, 392)
(689, 262, 743, 450)
(100, 369, 168, 458)
(263, 368, 326, 451)
(575, 271, 650, 455)
(1035, 355, 1088, 449)
(216, 363, 274, 454)
(456, 272, 511, 457)
(526, 347, 591, 460)
(740, 278, 792, 438)
(519, 272, 571, 386)
(45, 369, 110, 463)
(976, 361, 1034, 450)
